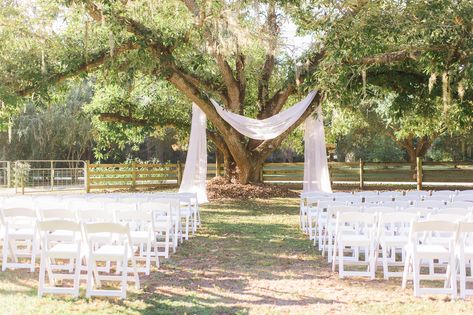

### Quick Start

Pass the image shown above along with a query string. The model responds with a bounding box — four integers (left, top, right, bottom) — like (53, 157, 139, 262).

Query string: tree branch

(14, 40, 139, 97)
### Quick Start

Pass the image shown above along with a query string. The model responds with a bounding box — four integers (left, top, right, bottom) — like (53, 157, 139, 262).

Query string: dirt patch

(207, 177, 299, 200)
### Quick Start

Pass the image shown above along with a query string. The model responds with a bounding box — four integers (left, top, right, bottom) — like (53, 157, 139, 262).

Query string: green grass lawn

(0, 198, 473, 314)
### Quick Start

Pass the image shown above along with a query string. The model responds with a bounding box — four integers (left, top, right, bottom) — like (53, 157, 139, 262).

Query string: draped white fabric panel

(210, 91, 317, 140)
(178, 103, 209, 204)
(303, 106, 332, 193)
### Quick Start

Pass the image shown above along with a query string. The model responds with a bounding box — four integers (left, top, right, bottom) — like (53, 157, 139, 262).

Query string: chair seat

(94, 245, 128, 259)
(339, 234, 372, 246)
(382, 236, 408, 247)
(414, 244, 450, 258)
(10, 228, 35, 238)
(130, 231, 150, 242)
(47, 243, 80, 258)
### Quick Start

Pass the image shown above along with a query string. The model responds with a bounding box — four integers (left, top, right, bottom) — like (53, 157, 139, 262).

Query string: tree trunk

(235, 157, 263, 184)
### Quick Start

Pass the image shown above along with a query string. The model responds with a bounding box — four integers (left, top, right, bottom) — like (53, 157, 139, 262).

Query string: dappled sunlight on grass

(0, 197, 473, 314)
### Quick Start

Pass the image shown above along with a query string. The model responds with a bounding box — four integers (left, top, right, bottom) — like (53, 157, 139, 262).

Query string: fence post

(416, 157, 423, 190)
(260, 163, 264, 182)
(359, 159, 364, 190)
(6, 161, 11, 188)
(177, 161, 183, 186)
(85, 161, 90, 193)
(50, 161, 54, 191)
(131, 161, 137, 190)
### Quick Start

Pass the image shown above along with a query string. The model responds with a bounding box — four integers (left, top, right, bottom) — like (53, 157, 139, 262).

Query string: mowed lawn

(0, 198, 473, 314)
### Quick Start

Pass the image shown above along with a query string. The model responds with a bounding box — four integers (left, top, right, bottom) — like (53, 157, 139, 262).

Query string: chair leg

(338, 241, 344, 279)
(460, 259, 466, 299)
(382, 246, 389, 280)
(73, 255, 81, 297)
(402, 252, 411, 289)
(38, 253, 46, 297)
(413, 255, 420, 297)
(121, 258, 127, 299)
(86, 256, 94, 298)
(2, 236, 9, 271)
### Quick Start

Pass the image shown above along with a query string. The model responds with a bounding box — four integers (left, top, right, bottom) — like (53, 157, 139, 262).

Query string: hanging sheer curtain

(179, 103, 209, 203)
(210, 91, 317, 140)
(303, 106, 332, 193)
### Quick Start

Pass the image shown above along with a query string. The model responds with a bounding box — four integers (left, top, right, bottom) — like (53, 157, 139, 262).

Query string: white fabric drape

(210, 91, 317, 140)
(303, 106, 332, 193)
(179, 103, 209, 204)
(179, 91, 332, 203)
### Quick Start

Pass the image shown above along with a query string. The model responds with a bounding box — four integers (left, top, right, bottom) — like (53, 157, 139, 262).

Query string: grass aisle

(0, 198, 472, 314)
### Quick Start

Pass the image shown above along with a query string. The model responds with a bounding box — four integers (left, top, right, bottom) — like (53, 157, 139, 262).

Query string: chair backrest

(337, 211, 376, 225)
(364, 196, 394, 204)
(39, 208, 76, 221)
(453, 194, 473, 202)
(393, 195, 417, 203)
(316, 200, 346, 210)
(332, 196, 360, 204)
(300, 192, 333, 199)
(353, 191, 379, 197)
(423, 195, 451, 202)
(83, 222, 131, 247)
(88, 197, 116, 204)
(37, 219, 81, 233)
(427, 213, 465, 222)
(437, 207, 472, 216)
(106, 201, 136, 213)
(76, 201, 110, 222)
(327, 206, 361, 224)
(417, 200, 446, 210)
(378, 191, 403, 197)
(3, 196, 33, 209)
(306, 197, 336, 207)
(363, 206, 397, 214)
(63, 197, 87, 211)
(410, 220, 458, 235)
(336, 211, 376, 236)
(378, 212, 418, 225)
(450, 201, 473, 209)
(403, 207, 433, 218)
(1, 207, 37, 229)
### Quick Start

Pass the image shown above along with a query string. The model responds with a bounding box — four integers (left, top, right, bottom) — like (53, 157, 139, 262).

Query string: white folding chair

(115, 203, 153, 275)
(402, 220, 457, 298)
(332, 211, 377, 279)
(457, 221, 473, 299)
(1, 206, 38, 272)
(323, 205, 362, 262)
(376, 212, 418, 279)
(37, 220, 83, 297)
(84, 222, 140, 299)
(140, 199, 179, 260)
(310, 200, 346, 249)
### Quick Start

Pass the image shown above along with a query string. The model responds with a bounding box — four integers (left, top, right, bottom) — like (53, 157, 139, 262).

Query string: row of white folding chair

(400, 219, 473, 299)
(37, 220, 139, 299)
(330, 211, 462, 282)
(319, 205, 472, 262)
(0, 199, 180, 275)
(328, 210, 473, 299)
